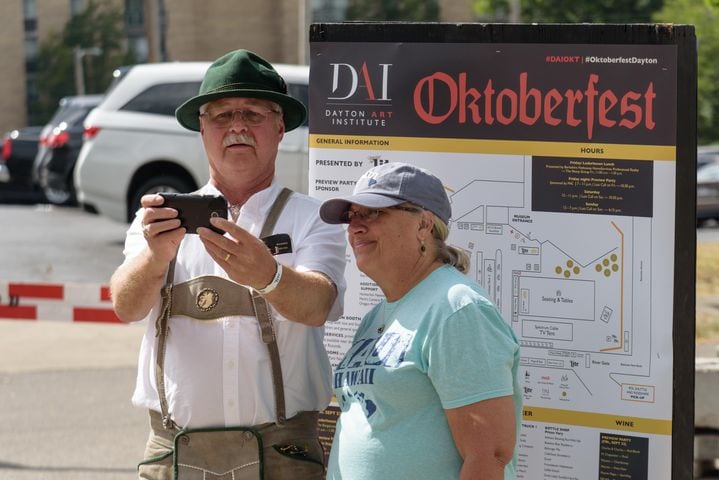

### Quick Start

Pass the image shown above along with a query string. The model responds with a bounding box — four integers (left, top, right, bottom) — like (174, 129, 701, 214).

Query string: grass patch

(697, 243, 719, 296)
(696, 243, 719, 342)
(698, 310, 719, 341)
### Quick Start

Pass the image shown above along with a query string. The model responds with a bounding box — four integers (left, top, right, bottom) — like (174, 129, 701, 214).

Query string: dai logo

(328, 62, 392, 101)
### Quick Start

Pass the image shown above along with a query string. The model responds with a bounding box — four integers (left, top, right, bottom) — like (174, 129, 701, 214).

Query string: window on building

(70, 0, 86, 15)
(128, 37, 149, 63)
(126, 0, 144, 27)
(22, 0, 37, 19)
(312, 0, 348, 22)
(23, 0, 39, 66)
(26, 71, 39, 111)
(24, 39, 38, 59)
(126, 0, 150, 61)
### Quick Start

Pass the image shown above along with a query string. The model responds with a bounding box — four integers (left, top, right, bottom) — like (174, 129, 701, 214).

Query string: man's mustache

(223, 133, 256, 148)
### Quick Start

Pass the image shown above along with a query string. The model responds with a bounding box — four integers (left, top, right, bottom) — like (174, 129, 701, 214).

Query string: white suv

(74, 62, 309, 223)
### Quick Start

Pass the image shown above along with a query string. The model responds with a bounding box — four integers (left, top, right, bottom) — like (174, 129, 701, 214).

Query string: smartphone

(159, 193, 227, 234)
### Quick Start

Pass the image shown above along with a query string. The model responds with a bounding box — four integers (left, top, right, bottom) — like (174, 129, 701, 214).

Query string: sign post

(310, 23, 696, 478)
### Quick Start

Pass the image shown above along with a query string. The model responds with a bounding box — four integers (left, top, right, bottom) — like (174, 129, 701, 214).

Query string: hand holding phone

(159, 193, 227, 234)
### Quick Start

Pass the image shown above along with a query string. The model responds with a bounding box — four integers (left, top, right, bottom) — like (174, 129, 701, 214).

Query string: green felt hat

(175, 49, 306, 132)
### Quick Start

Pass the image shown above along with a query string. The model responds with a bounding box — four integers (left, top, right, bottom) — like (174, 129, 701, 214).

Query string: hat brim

(175, 89, 307, 132)
(319, 193, 405, 224)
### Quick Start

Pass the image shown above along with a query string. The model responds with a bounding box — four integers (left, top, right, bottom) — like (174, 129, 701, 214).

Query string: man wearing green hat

(110, 49, 347, 479)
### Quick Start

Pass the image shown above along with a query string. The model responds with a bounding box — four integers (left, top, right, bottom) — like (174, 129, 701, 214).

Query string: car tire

(129, 175, 195, 221)
(42, 184, 76, 206)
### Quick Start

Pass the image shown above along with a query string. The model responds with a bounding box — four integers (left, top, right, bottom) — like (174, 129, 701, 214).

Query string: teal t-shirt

(327, 265, 521, 480)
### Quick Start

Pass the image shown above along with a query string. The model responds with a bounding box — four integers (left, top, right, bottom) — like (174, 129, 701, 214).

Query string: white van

(74, 62, 309, 223)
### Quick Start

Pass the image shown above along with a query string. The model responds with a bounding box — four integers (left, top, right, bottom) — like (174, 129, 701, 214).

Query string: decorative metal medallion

(196, 288, 219, 312)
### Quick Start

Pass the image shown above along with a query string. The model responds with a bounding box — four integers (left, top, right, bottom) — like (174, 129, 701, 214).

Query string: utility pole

(73, 47, 103, 95)
(298, 0, 311, 65)
(508, 0, 521, 23)
(146, 0, 163, 62)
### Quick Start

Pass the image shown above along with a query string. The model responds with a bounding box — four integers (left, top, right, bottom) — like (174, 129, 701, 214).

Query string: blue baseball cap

(319, 162, 451, 225)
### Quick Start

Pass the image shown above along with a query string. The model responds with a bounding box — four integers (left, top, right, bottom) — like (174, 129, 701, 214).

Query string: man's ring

(142, 226, 151, 239)
(224, 253, 231, 262)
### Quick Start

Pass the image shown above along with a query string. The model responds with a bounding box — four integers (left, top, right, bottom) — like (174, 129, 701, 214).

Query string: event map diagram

(446, 155, 659, 413)
(311, 148, 673, 424)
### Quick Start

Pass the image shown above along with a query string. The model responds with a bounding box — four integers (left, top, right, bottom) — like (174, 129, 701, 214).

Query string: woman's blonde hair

(429, 213, 470, 274)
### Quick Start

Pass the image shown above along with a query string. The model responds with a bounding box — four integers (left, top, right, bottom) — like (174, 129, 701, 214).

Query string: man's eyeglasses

(199, 106, 281, 128)
(342, 205, 422, 223)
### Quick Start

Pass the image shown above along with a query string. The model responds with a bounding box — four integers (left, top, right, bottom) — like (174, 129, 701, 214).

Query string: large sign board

(310, 23, 696, 478)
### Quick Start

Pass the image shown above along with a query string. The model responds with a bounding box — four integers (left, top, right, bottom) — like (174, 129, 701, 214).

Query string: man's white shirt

(124, 180, 347, 428)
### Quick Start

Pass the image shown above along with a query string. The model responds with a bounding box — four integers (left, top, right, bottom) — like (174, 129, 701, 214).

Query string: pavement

(0, 319, 145, 374)
(698, 291, 719, 359)
(0, 320, 148, 480)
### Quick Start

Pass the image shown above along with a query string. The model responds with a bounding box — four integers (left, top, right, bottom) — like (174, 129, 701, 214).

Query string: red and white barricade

(0, 281, 120, 323)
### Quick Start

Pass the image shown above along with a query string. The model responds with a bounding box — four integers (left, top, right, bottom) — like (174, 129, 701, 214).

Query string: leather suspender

(254, 187, 293, 426)
(154, 188, 293, 429)
(260, 187, 292, 239)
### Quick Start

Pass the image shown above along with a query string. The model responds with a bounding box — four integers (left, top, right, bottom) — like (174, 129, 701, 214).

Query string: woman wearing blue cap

(320, 162, 522, 480)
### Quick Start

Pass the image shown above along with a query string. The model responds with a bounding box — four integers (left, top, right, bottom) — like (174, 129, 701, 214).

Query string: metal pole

(147, 0, 162, 62)
(509, 0, 521, 23)
(298, 0, 310, 65)
(73, 47, 103, 95)
(73, 48, 85, 95)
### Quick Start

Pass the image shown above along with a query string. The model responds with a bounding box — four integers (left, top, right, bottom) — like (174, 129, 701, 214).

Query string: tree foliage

(472, 0, 663, 22)
(345, 0, 440, 21)
(529, 0, 664, 22)
(31, 0, 134, 124)
(654, 0, 719, 144)
(473, 0, 718, 144)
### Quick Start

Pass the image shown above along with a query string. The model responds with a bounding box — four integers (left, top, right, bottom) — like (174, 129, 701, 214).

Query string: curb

(0, 281, 120, 323)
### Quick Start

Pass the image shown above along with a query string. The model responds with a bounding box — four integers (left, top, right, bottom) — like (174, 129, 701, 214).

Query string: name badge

(262, 233, 292, 256)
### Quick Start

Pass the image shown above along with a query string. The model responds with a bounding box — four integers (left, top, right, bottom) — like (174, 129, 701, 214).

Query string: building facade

(0, 0, 474, 133)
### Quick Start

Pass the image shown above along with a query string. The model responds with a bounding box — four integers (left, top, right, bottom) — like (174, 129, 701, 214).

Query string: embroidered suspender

(154, 188, 293, 429)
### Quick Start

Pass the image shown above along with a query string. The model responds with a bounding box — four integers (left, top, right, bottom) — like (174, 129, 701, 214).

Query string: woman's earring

(420, 241, 427, 256)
